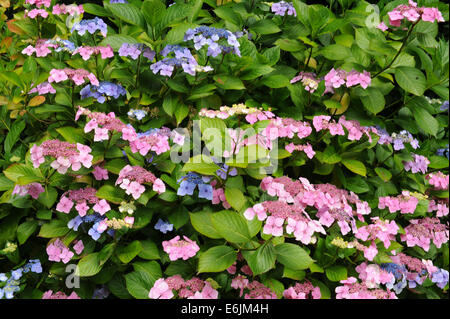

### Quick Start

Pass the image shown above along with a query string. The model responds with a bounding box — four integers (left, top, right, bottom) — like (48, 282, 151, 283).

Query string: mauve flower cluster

(28, 82, 56, 95)
(116, 165, 165, 199)
(401, 217, 449, 251)
(25, 8, 48, 18)
(48, 68, 99, 86)
(404, 154, 430, 174)
(46, 238, 84, 264)
(387, 0, 444, 27)
(122, 126, 171, 156)
(426, 171, 449, 190)
(290, 72, 320, 92)
(80, 82, 127, 104)
(118, 43, 155, 61)
(324, 68, 371, 93)
(73, 45, 114, 60)
(354, 217, 399, 261)
(263, 117, 312, 141)
(52, 4, 84, 16)
(428, 200, 449, 218)
(162, 236, 200, 261)
(92, 166, 109, 181)
(233, 280, 277, 299)
(283, 281, 321, 299)
(30, 140, 93, 174)
(12, 183, 44, 199)
(42, 290, 80, 299)
(378, 191, 419, 214)
(25, 0, 51, 7)
(184, 26, 242, 57)
(149, 276, 218, 299)
(22, 39, 58, 57)
(355, 262, 395, 289)
(335, 277, 397, 299)
(151, 45, 212, 77)
(271, 1, 297, 17)
(56, 187, 111, 217)
(71, 18, 108, 37)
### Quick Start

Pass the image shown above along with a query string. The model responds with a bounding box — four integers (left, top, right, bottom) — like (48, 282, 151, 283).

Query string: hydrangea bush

(0, 0, 448, 300)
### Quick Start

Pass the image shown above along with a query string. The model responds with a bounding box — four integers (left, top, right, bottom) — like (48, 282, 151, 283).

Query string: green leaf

(375, 167, 392, 182)
(260, 75, 290, 88)
(38, 220, 69, 238)
(261, 46, 280, 66)
(282, 267, 306, 281)
(56, 127, 86, 144)
(116, 241, 143, 264)
(83, 3, 111, 17)
(96, 185, 125, 204)
(4, 120, 25, 154)
(346, 176, 370, 193)
(275, 243, 314, 270)
(138, 240, 160, 260)
(341, 159, 366, 176)
(77, 253, 103, 277)
(4, 164, 43, 184)
(125, 271, 151, 299)
(274, 38, 303, 52)
(182, 156, 221, 176)
(37, 186, 58, 209)
(325, 265, 348, 282)
(320, 44, 351, 60)
(17, 220, 38, 245)
(99, 35, 139, 51)
(356, 87, 385, 114)
(213, 75, 245, 90)
(104, 159, 127, 175)
(105, 3, 145, 29)
(0, 71, 24, 89)
(240, 65, 274, 81)
(394, 67, 427, 96)
(142, 0, 166, 27)
(213, 6, 241, 26)
(211, 210, 251, 243)
(407, 99, 439, 136)
(242, 242, 276, 276)
(189, 211, 222, 239)
(250, 19, 281, 35)
(224, 188, 246, 212)
(198, 246, 237, 273)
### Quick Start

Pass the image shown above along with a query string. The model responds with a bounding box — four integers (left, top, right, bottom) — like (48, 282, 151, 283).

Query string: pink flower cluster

(428, 200, 449, 218)
(378, 191, 419, 214)
(258, 176, 371, 236)
(28, 82, 55, 95)
(25, 9, 48, 19)
(42, 290, 80, 299)
(400, 217, 449, 251)
(335, 277, 397, 299)
(355, 262, 395, 289)
(12, 183, 44, 199)
(73, 45, 114, 61)
(93, 166, 109, 181)
(116, 165, 165, 199)
(338, 116, 377, 142)
(52, 4, 84, 16)
(231, 279, 277, 299)
(121, 126, 171, 156)
(290, 72, 320, 93)
(149, 275, 218, 299)
(48, 68, 99, 86)
(313, 115, 344, 136)
(25, 0, 51, 7)
(30, 140, 93, 174)
(244, 200, 326, 244)
(354, 218, 399, 260)
(324, 68, 371, 93)
(46, 238, 84, 264)
(76, 108, 128, 142)
(263, 117, 312, 141)
(404, 154, 430, 174)
(22, 39, 57, 57)
(198, 107, 275, 124)
(426, 171, 449, 190)
(283, 281, 321, 299)
(162, 236, 200, 261)
(211, 180, 231, 209)
(285, 142, 315, 159)
(56, 187, 110, 216)
(388, 1, 444, 27)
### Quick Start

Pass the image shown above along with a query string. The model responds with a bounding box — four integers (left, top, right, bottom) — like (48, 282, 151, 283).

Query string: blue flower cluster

(440, 100, 449, 111)
(381, 263, 449, 294)
(215, 162, 238, 180)
(71, 17, 108, 37)
(128, 109, 147, 121)
(92, 286, 110, 299)
(118, 43, 155, 61)
(184, 26, 242, 57)
(154, 218, 174, 234)
(436, 144, 449, 159)
(80, 81, 127, 103)
(68, 213, 114, 241)
(151, 45, 211, 77)
(391, 130, 420, 151)
(46, 38, 76, 53)
(177, 172, 213, 200)
(110, 0, 128, 3)
(0, 260, 42, 299)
